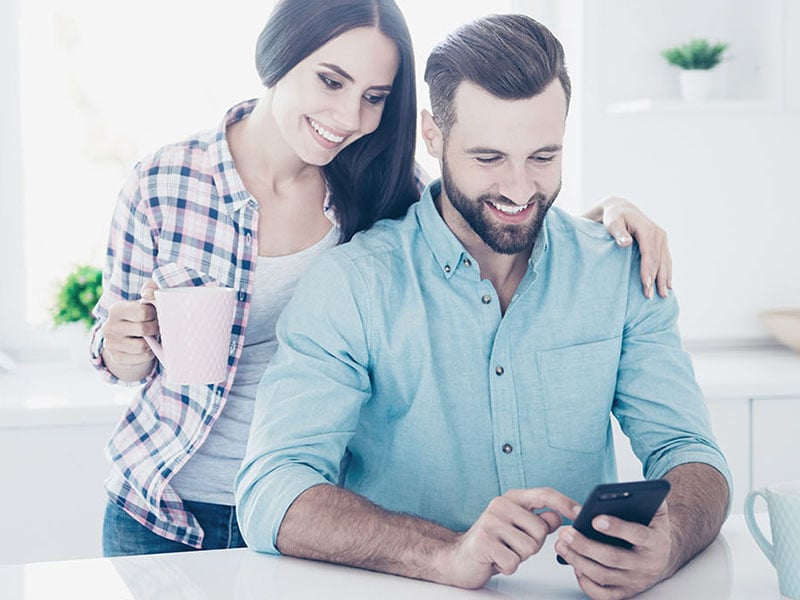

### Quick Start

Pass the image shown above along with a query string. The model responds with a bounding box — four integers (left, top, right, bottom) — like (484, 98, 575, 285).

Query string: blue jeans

(102, 499, 246, 556)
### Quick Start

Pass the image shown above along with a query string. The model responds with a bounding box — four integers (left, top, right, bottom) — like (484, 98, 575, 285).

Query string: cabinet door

(613, 398, 749, 512)
(751, 396, 800, 492)
(0, 424, 111, 564)
(706, 399, 750, 513)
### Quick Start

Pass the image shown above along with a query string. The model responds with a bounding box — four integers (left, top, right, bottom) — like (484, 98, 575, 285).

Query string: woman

(92, 0, 670, 556)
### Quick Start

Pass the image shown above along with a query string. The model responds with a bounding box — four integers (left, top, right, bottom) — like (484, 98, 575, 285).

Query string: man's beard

(441, 158, 560, 255)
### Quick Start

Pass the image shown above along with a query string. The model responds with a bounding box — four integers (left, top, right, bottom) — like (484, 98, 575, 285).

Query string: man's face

(428, 80, 567, 255)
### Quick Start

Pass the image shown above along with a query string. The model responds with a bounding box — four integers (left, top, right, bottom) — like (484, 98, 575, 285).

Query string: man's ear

(420, 110, 444, 160)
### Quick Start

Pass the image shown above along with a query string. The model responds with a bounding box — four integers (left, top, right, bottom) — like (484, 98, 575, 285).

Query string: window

(3, 0, 521, 355)
(17, 0, 267, 329)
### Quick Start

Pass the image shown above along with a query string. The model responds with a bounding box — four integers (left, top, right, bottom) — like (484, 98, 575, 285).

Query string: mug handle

(139, 295, 165, 366)
(744, 488, 775, 566)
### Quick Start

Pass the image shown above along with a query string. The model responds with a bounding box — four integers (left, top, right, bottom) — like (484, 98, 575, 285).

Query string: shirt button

(495, 365, 505, 376)
(481, 294, 492, 304)
(245, 232, 252, 247)
(444, 264, 451, 274)
(464, 258, 472, 267)
(502, 443, 513, 454)
(238, 291, 246, 302)
(229, 341, 237, 354)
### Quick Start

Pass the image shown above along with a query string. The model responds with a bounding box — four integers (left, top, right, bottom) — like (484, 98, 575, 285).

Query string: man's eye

(476, 156, 501, 164)
(318, 74, 342, 90)
(533, 155, 556, 163)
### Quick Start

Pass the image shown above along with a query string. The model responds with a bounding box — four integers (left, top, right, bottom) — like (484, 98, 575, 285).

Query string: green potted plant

(661, 38, 729, 101)
(52, 264, 103, 331)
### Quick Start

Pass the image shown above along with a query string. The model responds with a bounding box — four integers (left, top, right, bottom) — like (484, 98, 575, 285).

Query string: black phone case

(572, 479, 671, 548)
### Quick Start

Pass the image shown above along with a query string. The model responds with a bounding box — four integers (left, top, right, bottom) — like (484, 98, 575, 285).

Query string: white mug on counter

(141, 286, 237, 385)
(744, 480, 800, 600)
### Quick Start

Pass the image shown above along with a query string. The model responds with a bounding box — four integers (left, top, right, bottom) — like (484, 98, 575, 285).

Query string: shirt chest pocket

(537, 337, 621, 454)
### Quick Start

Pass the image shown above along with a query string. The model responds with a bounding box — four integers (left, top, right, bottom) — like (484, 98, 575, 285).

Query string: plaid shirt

(92, 99, 289, 547)
(92, 100, 428, 548)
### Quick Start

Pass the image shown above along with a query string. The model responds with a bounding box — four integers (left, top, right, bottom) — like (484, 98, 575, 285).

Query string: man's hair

(424, 13, 571, 138)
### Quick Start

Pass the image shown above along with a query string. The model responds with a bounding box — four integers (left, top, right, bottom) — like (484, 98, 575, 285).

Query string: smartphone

(557, 479, 671, 564)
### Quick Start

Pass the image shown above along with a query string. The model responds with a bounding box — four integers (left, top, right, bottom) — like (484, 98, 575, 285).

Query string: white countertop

(1, 346, 797, 429)
(0, 515, 778, 599)
(689, 346, 800, 400)
(0, 361, 132, 428)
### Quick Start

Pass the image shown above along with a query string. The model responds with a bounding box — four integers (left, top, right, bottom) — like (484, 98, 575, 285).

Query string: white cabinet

(614, 348, 800, 513)
(0, 423, 114, 564)
(0, 363, 130, 565)
(751, 395, 800, 491)
(613, 397, 751, 512)
(705, 398, 750, 512)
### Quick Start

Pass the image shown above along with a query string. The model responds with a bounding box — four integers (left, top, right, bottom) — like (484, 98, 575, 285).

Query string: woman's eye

(318, 74, 342, 90)
(364, 93, 388, 106)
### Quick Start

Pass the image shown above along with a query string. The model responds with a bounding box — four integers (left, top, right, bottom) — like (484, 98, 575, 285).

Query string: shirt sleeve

(613, 246, 733, 499)
(235, 251, 373, 554)
(89, 159, 159, 385)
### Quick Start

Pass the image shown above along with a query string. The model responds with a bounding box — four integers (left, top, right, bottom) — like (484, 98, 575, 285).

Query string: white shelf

(607, 98, 784, 115)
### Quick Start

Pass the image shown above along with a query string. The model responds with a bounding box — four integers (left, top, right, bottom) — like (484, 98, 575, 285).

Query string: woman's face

(270, 26, 400, 166)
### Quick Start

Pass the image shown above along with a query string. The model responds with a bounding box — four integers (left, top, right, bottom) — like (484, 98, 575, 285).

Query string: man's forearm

(663, 462, 729, 576)
(277, 483, 457, 583)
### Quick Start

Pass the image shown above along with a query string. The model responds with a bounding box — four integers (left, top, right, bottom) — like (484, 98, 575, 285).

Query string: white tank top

(170, 223, 340, 505)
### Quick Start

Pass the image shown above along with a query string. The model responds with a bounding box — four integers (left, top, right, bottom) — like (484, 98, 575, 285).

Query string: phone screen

(557, 479, 671, 564)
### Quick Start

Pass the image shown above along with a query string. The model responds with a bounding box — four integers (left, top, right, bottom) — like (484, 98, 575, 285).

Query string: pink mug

(141, 286, 237, 385)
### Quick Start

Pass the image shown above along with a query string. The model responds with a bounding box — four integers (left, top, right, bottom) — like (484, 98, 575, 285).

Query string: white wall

(0, 0, 25, 343)
(574, 0, 800, 343)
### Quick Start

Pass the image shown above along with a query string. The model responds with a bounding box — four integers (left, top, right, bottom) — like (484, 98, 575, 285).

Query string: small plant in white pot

(662, 39, 729, 101)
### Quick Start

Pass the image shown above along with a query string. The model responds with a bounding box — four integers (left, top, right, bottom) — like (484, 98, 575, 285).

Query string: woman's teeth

(309, 118, 345, 143)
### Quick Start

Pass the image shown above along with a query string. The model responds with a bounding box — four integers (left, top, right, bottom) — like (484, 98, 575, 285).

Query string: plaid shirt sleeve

(90, 159, 160, 385)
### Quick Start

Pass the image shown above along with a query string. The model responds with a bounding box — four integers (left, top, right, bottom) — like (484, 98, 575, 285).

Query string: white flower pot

(679, 69, 715, 102)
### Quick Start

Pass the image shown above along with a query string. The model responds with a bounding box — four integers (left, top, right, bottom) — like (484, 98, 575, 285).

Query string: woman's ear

(420, 110, 444, 159)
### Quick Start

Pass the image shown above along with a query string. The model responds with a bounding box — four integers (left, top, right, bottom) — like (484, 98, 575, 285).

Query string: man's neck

(480, 253, 529, 314)
(435, 192, 532, 314)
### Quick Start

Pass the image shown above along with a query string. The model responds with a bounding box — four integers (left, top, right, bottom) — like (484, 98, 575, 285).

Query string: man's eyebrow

(534, 144, 563, 153)
(319, 62, 393, 92)
(465, 146, 504, 155)
(465, 144, 563, 154)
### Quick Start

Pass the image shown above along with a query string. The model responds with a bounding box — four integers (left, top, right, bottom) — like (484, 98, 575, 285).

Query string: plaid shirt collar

(210, 99, 259, 216)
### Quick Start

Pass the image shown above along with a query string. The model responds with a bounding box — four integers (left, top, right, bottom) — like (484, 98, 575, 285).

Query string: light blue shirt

(235, 180, 731, 554)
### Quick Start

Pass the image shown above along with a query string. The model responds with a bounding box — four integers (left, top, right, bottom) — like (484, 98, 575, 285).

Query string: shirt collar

(209, 99, 259, 216)
(416, 179, 549, 279)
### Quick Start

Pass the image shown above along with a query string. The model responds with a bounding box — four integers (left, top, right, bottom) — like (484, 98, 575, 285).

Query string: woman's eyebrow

(319, 62, 393, 92)
(319, 62, 354, 82)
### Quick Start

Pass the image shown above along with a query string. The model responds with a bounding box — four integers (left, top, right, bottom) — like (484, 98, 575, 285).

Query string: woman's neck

(227, 95, 321, 196)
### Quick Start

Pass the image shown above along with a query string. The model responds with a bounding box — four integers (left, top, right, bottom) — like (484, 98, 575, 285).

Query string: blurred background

(2, 0, 798, 349)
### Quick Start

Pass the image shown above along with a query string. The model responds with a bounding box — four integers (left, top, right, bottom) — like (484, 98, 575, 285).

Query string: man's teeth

(490, 201, 528, 215)
(309, 119, 345, 143)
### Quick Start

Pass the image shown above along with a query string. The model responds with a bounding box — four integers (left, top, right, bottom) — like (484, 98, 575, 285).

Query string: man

(235, 14, 730, 599)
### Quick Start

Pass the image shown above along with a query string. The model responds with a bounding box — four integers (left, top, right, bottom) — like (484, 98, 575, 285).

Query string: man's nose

(498, 164, 537, 205)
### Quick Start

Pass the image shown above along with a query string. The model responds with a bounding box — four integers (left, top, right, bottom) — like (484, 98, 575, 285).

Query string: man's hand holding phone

(555, 480, 674, 600)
